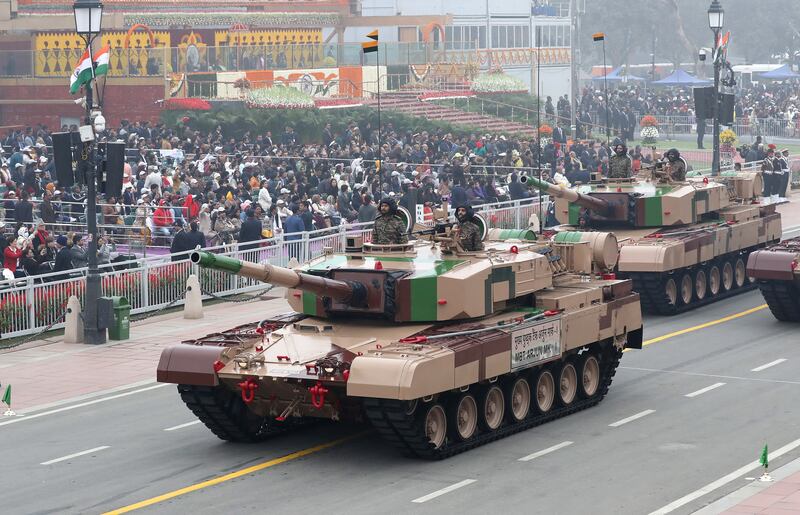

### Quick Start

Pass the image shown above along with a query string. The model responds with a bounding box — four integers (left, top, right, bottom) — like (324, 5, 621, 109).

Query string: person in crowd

(53, 235, 73, 274)
(239, 208, 263, 249)
(358, 194, 377, 223)
(69, 234, 88, 268)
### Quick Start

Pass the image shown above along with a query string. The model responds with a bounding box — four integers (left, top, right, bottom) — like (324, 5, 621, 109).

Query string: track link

(178, 384, 300, 442)
(363, 342, 623, 460)
(757, 280, 800, 322)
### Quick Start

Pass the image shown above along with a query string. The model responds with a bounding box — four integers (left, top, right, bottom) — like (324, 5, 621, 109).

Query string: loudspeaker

(51, 132, 75, 187)
(101, 141, 125, 197)
(693, 87, 714, 120)
(719, 93, 735, 126)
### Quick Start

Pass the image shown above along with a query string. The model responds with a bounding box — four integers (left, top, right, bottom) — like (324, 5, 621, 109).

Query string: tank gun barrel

(527, 176, 610, 214)
(191, 251, 360, 304)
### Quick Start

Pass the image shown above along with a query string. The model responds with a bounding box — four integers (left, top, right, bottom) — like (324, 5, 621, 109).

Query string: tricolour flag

(2, 384, 10, 407)
(94, 45, 110, 77)
(593, 32, 605, 42)
(362, 29, 378, 53)
(69, 48, 93, 95)
(760, 444, 769, 469)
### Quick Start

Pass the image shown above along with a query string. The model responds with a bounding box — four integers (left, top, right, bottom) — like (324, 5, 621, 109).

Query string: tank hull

(747, 237, 800, 321)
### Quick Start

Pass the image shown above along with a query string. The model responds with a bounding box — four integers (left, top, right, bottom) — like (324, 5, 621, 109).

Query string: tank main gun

(527, 176, 611, 215)
(191, 251, 367, 306)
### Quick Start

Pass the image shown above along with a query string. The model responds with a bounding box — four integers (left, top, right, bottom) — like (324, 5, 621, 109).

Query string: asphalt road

(2, 285, 799, 515)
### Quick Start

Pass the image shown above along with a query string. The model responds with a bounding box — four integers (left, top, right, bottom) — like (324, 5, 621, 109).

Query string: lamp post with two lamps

(708, 0, 724, 177)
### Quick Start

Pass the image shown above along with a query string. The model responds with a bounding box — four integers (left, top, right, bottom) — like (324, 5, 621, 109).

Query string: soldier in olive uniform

(455, 205, 484, 251)
(608, 139, 632, 179)
(664, 148, 688, 182)
(373, 197, 408, 245)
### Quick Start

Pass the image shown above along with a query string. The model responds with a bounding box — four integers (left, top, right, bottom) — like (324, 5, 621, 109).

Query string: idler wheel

(423, 403, 447, 449)
(664, 277, 678, 307)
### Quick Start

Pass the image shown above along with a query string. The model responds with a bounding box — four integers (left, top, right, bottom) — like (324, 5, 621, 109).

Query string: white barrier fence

(0, 197, 547, 339)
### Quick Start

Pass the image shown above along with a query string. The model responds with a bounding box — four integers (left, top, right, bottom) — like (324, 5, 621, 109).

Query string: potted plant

(640, 115, 659, 145)
(719, 128, 737, 152)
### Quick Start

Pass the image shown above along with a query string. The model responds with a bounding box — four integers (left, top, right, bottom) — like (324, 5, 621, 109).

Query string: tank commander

(608, 139, 632, 179)
(454, 205, 484, 251)
(663, 148, 688, 182)
(373, 197, 408, 245)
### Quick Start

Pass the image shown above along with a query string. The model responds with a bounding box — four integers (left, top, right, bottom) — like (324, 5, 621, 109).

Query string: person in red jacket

(3, 237, 24, 277)
(152, 199, 174, 242)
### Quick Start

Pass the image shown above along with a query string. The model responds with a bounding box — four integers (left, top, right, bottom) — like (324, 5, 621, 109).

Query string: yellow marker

(104, 432, 366, 514)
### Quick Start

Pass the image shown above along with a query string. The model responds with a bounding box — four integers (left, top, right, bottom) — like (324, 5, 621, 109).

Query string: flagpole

(376, 40, 382, 172)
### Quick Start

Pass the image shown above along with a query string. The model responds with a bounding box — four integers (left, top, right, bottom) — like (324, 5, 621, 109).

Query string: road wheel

(507, 376, 531, 423)
(423, 403, 447, 449)
(558, 362, 578, 406)
(694, 268, 708, 301)
(708, 265, 721, 296)
(448, 394, 478, 442)
(721, 260, 734, 291)
(580, 355, 601, 398)
(480, 385, 505, 431)
(664, 277, 678, 307)
(679, 273, 693, 306)
(534, 369, 556, 414)
(734, 257, 746, 288)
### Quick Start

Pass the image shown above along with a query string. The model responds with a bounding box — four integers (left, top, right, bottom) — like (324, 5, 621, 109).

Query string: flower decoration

(640, 125, 659, 145)
(720, 128, 738, 146)
(234, 78, 252, 90)
(162, 98, 211, 111)
(246, 86, 315, 109)
(472, 72, 528, 93)
(640, 115, 659, 128)
(124, 13, 340, 28)
(538, 124, 553, 136)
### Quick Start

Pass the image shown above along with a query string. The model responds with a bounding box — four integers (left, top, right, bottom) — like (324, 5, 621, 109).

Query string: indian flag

(69, 48, 93, 95)
(94, 45, 110, 77)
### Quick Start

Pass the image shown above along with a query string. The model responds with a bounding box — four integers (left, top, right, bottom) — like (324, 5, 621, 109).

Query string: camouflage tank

(528, 171, 782, 314)
(747, 237, 800, 321)
(157, 232, 642, 459)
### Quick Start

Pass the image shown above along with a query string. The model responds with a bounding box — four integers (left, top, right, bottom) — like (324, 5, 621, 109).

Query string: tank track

(178, 384, 302, 442)
(629, 271, 756, 316)
(757, 280, 800, 322)
(363, 342, 623, 460)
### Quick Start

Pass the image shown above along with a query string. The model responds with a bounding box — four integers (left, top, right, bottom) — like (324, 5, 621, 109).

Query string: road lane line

(41, 446, 110, 465)
(650, 436, 800, 514)
(636, 305, 768, 349)
(103, 431, 367, 514)
(685, 383, 726, 398)
(609, 409, 656, 427)
(621, 366, 800, 385)
(751, 358, 787, 372)
(0, 384, 169, 428)
(164, 420, 202, 432)
(411, 479, 477, 503)
(518, 441, 573, 462)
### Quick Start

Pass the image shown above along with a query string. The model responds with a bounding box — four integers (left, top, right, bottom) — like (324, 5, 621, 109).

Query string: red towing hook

(238, 378, 259, 404)
(308, 381, 329, 410)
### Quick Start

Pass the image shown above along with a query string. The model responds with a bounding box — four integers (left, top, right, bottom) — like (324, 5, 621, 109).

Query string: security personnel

(608, 139, 632, 179)
(777, 148, 790, 198)
(762, 148, 776, 197)
(373, 197, 408, 245)
(454, 205, 484, 251)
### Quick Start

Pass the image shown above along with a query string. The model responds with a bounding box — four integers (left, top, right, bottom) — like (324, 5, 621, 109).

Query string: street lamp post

(708, 0, 724, 177)
(73, 0, 106, 344)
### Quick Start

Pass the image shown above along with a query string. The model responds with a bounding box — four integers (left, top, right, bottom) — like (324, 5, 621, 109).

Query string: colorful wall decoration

(212, 29, 324, 70)
(35, 30, 171, 78)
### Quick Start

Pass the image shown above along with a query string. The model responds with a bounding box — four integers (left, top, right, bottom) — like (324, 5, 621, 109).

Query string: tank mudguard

(157, 345, 223, 386)
(747, 250, 797, 281)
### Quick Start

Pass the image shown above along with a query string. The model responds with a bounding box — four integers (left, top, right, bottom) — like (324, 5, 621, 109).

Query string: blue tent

(758, 64, 800, 80)
(653, 69, 711, 86)
(592, 67, 646, 83)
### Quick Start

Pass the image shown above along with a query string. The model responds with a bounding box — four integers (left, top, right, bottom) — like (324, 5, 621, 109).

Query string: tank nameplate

(510, 318, 561, 370)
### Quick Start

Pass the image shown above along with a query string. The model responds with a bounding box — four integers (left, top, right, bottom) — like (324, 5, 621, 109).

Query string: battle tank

(747, 237, 800, 321)
(158, 230, 642, 459)
(528, 171, 782, 314)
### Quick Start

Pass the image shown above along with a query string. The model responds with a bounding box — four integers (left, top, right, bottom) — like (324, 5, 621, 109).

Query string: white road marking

(412, 479, 477, 503)
(685, 383, 726, 398)
(620, 366, 800, 386)
(751, 359, 787, 372)
(518, 441, 574, 462)
(164, 420, 202, 432)
(40, 446, 110, 465)
(0, 384, 169, 428)
(650, 436, 800, 514)
(609, 409, 656, 427)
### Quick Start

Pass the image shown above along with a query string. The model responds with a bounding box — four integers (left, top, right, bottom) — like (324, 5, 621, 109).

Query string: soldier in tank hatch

(454, 205, 484, 252)
(608, 139, 632, 179)
(663, 148, 687, 182)
(372, 197, 408, 245)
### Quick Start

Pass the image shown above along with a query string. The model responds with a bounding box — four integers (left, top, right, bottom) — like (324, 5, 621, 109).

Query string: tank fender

(347, 348, 455, 400)
(625, 327, 644, 350)
(747, 250, 796, 281)
(157, 345, 223, 386)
